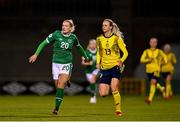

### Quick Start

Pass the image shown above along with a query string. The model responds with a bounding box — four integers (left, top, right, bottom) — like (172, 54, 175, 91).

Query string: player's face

(102, 21, 112, 33)
(163, 44, 171, 53)
(149, 38, 158, 48)
(62, 21, 72, 34)
(89, 41, 96, 50)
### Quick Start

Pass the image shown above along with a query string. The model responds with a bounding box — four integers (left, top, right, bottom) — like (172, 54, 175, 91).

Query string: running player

(29, 19, 88, 115)
(140, 37, 167, 104)
(81, 39, 99, 104)
(161, 44, 177, 99)
(96, 19, 128, 117)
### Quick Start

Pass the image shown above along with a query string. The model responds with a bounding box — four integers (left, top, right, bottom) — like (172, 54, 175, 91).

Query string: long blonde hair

(104, 19, 123, 39)
(63, 19, 75, 32)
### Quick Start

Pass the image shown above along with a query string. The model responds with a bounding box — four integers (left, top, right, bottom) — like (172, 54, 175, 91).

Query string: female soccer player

(96, 19, 128, 117)
(140, 37, 167, 104)
(29, 19, 88, 115)
(161, 44, 177, 99)
(81, 39, 99, 104)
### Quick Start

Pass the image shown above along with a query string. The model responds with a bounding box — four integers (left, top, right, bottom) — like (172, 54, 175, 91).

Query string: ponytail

(104, 19, 124, 39)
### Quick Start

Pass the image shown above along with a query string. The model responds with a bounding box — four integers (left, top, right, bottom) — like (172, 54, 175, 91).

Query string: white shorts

(86, 69, 100, 82)
(52, 63, 73, 80)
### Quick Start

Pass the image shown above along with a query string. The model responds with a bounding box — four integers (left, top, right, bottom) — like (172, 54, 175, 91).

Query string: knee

(99, 91, 108, 97)
(151, 79, 157, 84)
(56, 80, 66, 88)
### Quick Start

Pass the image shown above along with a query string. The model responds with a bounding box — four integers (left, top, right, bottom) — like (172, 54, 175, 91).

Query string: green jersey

(34, 30, 88, 64)
(85, 49, 97, 73)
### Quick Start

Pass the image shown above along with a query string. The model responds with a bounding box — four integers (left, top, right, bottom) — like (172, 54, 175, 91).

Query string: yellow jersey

(140, 48, 167, 75)
(96, 34, 128, 70)
(161, 52, 177, 74)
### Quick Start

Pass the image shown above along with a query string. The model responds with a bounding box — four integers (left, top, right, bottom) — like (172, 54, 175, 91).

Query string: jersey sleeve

(96, 37, 101, 64)
(73, 35, 80, 46)
(86, 50, 93, 61)
(159, 50, 168, 64)
(45, 30, 58, 43)
(74, 36, 88, 59)
(34, 40, 48, 56)
(140, 50, 150, 63)
(117, 37, 128, 62)
(172, 53, 177, 64)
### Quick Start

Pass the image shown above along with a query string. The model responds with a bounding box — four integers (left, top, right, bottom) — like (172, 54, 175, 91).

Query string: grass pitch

(0, 95, 180, 121)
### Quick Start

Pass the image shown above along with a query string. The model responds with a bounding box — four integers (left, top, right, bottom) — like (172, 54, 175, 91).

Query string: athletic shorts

(99, 66, 121, 85)
(86, 69, 100, 82)
(52, 63, 73, 80)
(147, 73, 160, 82)
(161, 72, 171, 79)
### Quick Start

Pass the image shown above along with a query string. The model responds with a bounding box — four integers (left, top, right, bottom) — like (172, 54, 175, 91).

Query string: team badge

(68, 39, 72, 43)
(106, 43, 109, 48)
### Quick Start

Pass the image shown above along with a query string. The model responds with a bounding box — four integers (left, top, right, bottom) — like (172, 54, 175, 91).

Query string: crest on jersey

(68, 39, 73, 43)
(106, 43, 109, 48)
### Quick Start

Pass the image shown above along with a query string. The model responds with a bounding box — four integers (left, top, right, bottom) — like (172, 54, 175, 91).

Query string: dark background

(0, 0, 179, 82)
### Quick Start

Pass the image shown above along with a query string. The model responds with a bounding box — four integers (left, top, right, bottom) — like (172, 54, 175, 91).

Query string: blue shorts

(147, 73, 160, 82)
(99, 66, 121, 85)
(161, 72, 171, 79)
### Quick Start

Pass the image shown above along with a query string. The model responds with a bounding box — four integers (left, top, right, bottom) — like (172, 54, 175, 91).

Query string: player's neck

(61, 31, 71, 37)
(104, 31, 113, 38)
(150, 47, 156, 50)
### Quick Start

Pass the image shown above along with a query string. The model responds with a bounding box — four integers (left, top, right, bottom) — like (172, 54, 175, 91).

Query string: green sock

(55, 88, 64, 111)
(90, 83, 96, 97)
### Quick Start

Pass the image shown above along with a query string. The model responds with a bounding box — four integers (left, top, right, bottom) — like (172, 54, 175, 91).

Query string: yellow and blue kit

(96, 34, 128, 84)
(161, 52, 177, 77)
(140, 48, 167, 80)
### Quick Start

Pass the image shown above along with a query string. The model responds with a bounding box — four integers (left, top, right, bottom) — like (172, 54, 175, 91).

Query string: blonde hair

(104, 19, 123, 39)
(87, 39, 96, 49)
(163, 43, 171, 51)
(64, 19, 75, 32)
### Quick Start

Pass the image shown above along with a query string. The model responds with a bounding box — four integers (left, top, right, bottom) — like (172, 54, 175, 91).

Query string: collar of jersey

(103, 33, 114, 38)
(61, 31, 71, 37)
(88, 48, 97, 53)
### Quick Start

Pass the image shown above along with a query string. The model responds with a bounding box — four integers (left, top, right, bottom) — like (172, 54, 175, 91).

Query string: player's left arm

(74, 37, 88, 60)
(172, 53, 177, 64)
(117, 37, 128, 63)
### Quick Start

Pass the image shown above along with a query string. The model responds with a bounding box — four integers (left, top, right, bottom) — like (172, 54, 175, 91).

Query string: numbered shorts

(86, 69, 100, 82)
(52, 63, 73, 80)
(99, 66, 121, 85)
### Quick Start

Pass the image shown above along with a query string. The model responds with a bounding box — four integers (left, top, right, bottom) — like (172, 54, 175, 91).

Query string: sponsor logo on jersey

(58, 38, 63, 41)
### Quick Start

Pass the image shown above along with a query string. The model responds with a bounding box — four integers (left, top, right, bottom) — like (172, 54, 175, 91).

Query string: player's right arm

(81, 57, 93, 66)
(81, 50, 93, 66)
(140, 50, 152, 64)
(29, 40, 48, 63)
(29, 31, 55, 63)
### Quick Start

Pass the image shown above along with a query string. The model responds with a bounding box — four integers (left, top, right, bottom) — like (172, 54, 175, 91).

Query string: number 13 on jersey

(105, 49, 111, 55)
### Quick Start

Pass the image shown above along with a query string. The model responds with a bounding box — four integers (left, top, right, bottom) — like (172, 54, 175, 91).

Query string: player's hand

(29, 54, 37, 63)
(119, 64, 125, 73)
(96, 64, 100, 69)
(117, 60, 123, 67)
(84, 58, 89, 63)
(147, 58, 153, 63)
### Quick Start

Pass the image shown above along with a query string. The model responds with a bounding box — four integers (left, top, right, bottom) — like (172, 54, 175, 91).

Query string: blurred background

(0, 0, 180, 95)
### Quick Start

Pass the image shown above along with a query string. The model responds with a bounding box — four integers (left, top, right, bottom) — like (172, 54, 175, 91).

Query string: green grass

(0, 95, 180, 121)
